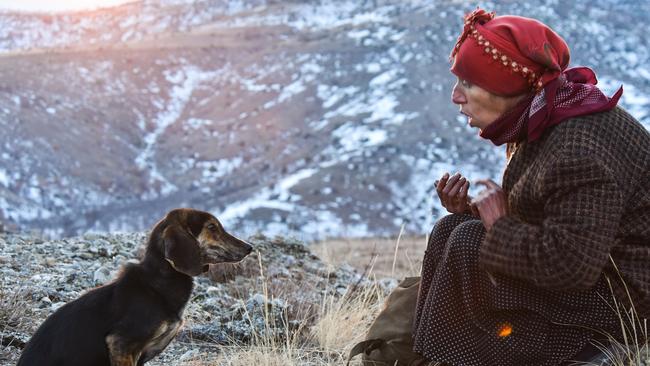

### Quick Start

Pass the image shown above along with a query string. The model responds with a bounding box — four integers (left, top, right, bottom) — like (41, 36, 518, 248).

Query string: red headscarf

(450, 8, 623, 145)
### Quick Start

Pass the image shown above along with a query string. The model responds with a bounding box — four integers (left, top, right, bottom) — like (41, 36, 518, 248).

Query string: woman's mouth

(460, 111, 472, 125)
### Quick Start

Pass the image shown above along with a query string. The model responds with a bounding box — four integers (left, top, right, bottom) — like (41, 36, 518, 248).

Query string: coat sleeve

(479, 154, 624, 291)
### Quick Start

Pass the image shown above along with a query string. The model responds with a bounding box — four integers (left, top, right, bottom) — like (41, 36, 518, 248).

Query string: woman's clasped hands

(435, 172, 508, 231)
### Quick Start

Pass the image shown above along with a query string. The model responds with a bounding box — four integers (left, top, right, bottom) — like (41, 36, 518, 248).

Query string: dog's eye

(207, 223, 217, 231)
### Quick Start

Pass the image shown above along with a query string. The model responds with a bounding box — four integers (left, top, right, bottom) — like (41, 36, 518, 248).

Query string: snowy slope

(0, 0, 648, 240)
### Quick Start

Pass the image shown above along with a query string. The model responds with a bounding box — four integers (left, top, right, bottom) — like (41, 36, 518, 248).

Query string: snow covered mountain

(0, 0, 648, 240)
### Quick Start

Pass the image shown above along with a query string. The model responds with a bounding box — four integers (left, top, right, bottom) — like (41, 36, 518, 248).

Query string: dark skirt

(412, 214, 621, 366)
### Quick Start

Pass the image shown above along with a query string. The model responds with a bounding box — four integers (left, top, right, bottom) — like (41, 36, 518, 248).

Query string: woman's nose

(451, 84, 466, 104)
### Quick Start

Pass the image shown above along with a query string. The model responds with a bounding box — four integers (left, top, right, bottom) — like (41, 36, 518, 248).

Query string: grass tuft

(0, 280, 29, 350)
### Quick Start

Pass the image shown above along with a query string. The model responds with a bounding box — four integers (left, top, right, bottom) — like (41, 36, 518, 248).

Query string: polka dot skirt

(412, 214, 621, 366)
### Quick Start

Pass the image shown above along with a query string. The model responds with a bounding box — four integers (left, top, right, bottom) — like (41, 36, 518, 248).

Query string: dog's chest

(141, 319, 183, 361)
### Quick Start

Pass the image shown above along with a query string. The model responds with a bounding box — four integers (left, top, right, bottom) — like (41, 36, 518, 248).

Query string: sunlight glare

(0, 0, 133, 12)
(498, 323, 513, 338)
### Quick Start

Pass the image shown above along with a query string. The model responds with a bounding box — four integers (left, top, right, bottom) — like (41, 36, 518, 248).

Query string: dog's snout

(230, 238, 253, 258)
(242, 241, 253, 255)
(204, 233, 253, 264)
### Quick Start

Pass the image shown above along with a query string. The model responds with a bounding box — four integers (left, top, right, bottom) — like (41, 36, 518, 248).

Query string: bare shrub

(0, 280, 29, 348)
(312, 283, 384, 352)
(589, 260, 650, 366)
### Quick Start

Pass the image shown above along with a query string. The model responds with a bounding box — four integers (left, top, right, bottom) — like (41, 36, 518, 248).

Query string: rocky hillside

(0, 0, 648, 240)
(0, 231, 380, 364)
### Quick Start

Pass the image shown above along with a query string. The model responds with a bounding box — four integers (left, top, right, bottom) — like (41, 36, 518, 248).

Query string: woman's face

(451, 77, 521, 131)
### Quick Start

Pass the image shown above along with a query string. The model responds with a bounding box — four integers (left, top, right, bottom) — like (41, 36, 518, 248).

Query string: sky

(0, 0, 133, 12)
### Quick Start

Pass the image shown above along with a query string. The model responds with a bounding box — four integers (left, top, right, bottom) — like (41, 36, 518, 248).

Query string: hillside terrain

(0, 0, 648, 240)
(0, 232, 380, 364)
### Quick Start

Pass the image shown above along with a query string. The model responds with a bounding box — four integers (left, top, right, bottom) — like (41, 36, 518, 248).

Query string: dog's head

(152, 208, 253, 276)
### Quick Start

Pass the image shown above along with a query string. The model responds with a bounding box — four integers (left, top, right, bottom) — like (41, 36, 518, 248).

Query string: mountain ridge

(0, 0, 648, 240)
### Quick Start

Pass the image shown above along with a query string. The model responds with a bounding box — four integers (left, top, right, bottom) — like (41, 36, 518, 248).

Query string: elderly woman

(412, 9, 650, 366)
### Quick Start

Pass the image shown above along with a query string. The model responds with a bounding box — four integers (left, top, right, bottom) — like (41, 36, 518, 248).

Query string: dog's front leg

(106, 334, 142, 366)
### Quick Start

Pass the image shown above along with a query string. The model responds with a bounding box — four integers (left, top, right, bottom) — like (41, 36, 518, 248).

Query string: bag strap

(346, 339, 384, 365)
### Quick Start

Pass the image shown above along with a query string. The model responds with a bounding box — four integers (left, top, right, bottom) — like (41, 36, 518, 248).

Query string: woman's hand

(471, 179, 508, 231)
(435, 172, 472, 215)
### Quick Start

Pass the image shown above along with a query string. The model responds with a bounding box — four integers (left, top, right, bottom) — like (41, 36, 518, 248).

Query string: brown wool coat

(480, 107, 650, 319)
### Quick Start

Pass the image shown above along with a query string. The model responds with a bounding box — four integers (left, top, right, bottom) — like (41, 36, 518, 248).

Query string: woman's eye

(461, 79, 472, 88)
(207, 224, 217, 231)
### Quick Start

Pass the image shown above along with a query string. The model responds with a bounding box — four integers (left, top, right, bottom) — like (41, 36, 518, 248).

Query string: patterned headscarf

(450, 8, 623, 145)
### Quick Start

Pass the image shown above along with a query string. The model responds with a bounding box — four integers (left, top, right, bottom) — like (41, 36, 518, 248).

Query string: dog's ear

(162, 224, 203, 276)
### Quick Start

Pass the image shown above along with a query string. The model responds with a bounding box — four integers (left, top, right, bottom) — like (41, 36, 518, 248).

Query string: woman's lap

(413, 214, 620, 366)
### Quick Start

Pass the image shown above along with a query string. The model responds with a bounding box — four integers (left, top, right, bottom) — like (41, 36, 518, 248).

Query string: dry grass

(0, 282, 27, 329)
(0, 280, 30, 354)
(311, 235, 428, 280)
(179, 247, 388, 366)
(180, 234, 419, 366)
(589, 261, 650, 366)
(313, 283, 384, 352)
(202, 283, 385, 366)
(183, 239, 650, 366)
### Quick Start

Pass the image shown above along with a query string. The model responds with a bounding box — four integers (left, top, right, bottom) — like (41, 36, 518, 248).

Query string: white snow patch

(240, 77, 270, 92)
(369, 69, 399, 87)
(218, 168, 317, 223)
(317, 85, 359, 109)
(347, 29, 370, 41)
(366, 63, 381, 73)
(279, 168, 317, 191)
(0, 169, 9, 187)
(599, 77, 650, 129)
(277, 79, 306, 103)
(135, 65, 223, 198)
(186, 118, 213, 129)
(301, 210, 372, 239)
(287, 2, 390, 31)
(333, 123, 387, 152)
(197, 157, 243, 183)
(366, 95, 399, 123)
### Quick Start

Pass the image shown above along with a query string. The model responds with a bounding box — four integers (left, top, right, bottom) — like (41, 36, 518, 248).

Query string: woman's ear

(162, 224, 204, 276)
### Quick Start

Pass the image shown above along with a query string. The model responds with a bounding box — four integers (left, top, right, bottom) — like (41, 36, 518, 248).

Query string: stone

(93, 266, 112, 285)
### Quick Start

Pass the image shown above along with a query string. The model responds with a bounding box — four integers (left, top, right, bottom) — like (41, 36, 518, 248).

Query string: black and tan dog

(18, 208, 252, 366)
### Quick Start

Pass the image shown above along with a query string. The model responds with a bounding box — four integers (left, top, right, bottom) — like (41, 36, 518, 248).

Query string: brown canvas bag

(347, 277, 432, 366)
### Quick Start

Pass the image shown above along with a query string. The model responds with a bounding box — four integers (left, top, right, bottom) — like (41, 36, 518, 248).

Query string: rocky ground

(0, 231, 385, 365)
(2, 231, 648, 365)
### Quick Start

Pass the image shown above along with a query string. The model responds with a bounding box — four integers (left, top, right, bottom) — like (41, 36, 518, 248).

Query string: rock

(43, 257, 57, 267)
(179, 292, 293, 344)
(93, 266, 112, 285)
(0, 333, 27, 349)
(178, 349, 200, 362)
(178, 324, 229, 344)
